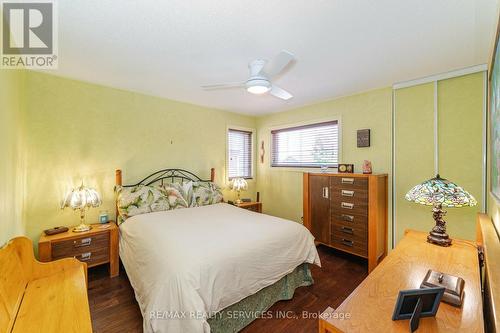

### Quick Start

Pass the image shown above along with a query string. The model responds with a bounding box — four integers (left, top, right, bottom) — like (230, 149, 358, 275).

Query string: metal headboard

(115, 168, 216, 220)
(116, 168, 215, 188)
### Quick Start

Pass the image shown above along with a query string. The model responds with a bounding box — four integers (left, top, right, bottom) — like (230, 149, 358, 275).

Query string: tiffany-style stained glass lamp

(405, 175, 477, 246)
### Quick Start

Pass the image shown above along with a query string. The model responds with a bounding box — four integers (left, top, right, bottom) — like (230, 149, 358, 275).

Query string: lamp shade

(61, 183, 102, 210)
(231, 178, 248, 192)
(405, 175, 477, 208)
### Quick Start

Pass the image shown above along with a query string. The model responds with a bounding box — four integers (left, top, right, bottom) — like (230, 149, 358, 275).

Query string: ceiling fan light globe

(246, 79, 271, 94)
(247, 85, 270, 94)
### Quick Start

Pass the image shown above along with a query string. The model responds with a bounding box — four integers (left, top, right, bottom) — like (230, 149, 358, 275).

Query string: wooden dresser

(303, 172, 388, 272)
(319, 230, 483, 333)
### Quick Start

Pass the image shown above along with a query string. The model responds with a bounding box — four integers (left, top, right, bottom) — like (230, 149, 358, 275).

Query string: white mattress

(119, 203, 321, 333)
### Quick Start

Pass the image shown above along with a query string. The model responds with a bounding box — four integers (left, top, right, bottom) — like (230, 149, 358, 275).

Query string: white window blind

(228, 129, 252, 179)
(271, 120, 339, 168)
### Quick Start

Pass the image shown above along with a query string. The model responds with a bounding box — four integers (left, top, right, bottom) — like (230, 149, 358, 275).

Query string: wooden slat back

(477, 213, 500, 333)
(0, 238, 31, 333)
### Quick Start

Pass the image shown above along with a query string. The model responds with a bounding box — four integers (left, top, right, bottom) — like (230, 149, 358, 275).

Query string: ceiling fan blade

(249, 60, 266, 76)
(263, 50, 295, 77)
(269, 85, 293, 100)
(201, 82, 245, 90)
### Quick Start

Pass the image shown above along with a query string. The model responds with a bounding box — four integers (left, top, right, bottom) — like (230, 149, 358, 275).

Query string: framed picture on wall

(490, 23, 500, 203)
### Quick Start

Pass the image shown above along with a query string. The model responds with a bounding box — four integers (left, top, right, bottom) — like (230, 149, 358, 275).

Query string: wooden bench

(0, 236, 92, 333)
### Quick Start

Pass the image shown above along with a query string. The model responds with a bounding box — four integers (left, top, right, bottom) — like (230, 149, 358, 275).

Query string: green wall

(394, 83, 436, 242)
(394, 72, 485, 242)
(255, 87, 393, 239)
(0, 70, 26, 246)
(22, 72, 256, 246)
(0, 68, 489, 251)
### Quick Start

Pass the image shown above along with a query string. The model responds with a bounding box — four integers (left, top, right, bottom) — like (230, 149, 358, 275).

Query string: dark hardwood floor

(88, 245, 367, 333)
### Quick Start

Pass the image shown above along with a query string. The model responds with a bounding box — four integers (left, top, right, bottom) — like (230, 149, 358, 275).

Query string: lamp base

(427, 204, 452, 247)
(427, 231, 452, 247)
(73, 223, 92, 233)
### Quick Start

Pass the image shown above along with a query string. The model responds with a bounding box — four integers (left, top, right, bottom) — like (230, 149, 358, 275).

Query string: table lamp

(405, 175, 477, 246)
(230, 178, 248, 204)
(61, 182, 102, 232)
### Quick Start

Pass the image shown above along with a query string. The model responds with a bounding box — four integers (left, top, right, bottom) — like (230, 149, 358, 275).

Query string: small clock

(338, 163, 354, 173)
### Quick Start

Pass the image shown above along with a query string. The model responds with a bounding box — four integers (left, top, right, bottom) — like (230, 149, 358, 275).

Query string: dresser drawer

(52, 232, 109, 258)
(331, 234, 368, 257)
(331, 211, 368, 229)
(331, 222, 367, 243)
(331, 199, 368, 216)
(330, 176, 368, 191)
(330, 187, 368, 203)
(331, 213, 368, 231)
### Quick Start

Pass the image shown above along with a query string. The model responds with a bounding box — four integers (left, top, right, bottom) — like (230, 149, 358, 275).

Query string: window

(271, 120, 339, 168)
(228, 128, 253, 179)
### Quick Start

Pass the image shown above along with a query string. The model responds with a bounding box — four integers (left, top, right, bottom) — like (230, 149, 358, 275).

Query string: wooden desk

(319, 230, 483, 333)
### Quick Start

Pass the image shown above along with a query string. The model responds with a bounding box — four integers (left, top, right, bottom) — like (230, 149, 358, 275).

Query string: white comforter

(119, 203, 320, 333)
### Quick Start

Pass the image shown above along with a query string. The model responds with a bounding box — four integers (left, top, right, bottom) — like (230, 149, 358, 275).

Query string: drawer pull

(341, 226, 353, 234)
(76, 252, 92, 261)
(341, 239, 354, 247)
(341, 178, 354, 184)
(341, 214, 354, 222)
(322, 186, 329, 199)
(74, 237, 92, 247)
(341, 190, 354, 197)
(341, 202, 354, 209)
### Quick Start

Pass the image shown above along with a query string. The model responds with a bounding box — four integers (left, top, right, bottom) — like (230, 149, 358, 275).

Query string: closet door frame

(391, 64, 488, 248)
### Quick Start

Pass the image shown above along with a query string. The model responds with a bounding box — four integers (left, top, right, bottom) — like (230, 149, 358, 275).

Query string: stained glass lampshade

(61, 182, 102, 232)
(405, 175, 477, 246)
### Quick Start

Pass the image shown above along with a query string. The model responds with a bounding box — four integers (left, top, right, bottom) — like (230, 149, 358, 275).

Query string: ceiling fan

(201, 50, 295, 100)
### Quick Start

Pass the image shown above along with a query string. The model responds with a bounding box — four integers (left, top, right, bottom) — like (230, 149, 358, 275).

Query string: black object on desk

(392, 287, 445, 332)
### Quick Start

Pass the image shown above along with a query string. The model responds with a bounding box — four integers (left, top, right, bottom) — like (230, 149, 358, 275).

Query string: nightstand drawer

(236, 202, 262, 213)
(52, 232, 109, 258)
(54, 246, 110, 267)
(245, 205, 260, 212)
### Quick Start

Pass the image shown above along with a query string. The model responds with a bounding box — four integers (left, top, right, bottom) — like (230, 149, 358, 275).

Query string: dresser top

(321, 230, 483, 332)
(305, 172, 388, 178)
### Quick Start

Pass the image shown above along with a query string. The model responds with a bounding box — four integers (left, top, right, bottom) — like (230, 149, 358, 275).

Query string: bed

(115, 168, 321, 333)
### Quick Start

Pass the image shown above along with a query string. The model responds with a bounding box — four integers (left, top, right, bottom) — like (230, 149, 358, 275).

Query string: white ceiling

(51, 0, 498, 115)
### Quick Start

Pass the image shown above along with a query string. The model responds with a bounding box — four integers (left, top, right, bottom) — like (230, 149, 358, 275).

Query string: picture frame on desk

(392, 287, 445, 332)
(392, 287, 445, 321)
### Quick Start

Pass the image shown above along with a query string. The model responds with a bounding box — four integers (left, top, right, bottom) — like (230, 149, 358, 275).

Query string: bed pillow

(115, 185, 171, 223)
(160, 184, 190, 210)
(189, 181, 224, 207)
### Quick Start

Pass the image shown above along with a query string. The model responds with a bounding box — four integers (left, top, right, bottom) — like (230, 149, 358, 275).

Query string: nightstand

(38, 222, 119, 278)
(236, 201, 262, 213)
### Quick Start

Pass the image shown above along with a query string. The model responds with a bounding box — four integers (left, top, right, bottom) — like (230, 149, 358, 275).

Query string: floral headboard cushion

(190, 181, 223, 207)
(162, 181, 223, 207)
(115, 181, 223, 224)
(116, 184, 186, 224)
(161, 184, 190, 210)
